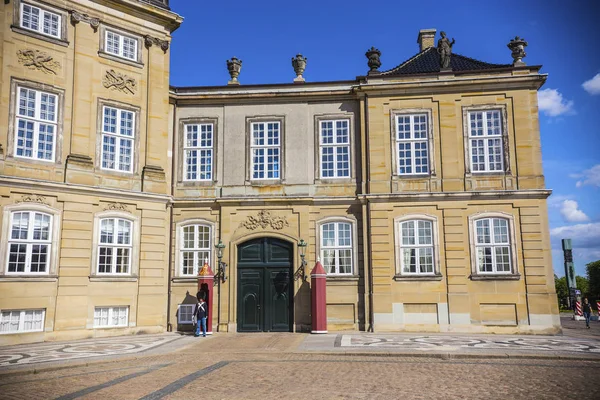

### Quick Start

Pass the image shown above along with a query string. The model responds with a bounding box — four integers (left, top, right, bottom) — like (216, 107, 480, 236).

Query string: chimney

(417, 29, 436, 52)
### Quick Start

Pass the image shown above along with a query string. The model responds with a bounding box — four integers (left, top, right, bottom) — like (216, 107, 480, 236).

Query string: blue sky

(168, 0, 600, 277)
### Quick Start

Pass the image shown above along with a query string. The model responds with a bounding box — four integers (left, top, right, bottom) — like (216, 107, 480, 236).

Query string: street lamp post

(295, 239, 307, 281)
(214, 240, 226, 332)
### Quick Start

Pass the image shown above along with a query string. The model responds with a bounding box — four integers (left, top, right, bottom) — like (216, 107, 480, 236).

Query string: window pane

(11, 212, 30, 240)
(476, 219, 491, 244)
(321, 249, 336, 274)
(103, 107, 117, 133)
(122, 36, 137, 60)
(98, 247, 113, 273)
(419, 247, 433, 273)
(402, 248, 416, 273)
(18, 88, 36, 117)
(117, 219, 131, 245)
(33, 213, 51, 241)
(477, 247, 493, 272)
(401, 221, 415, 245)
(321, 224, 335, 247)
(197, 225, 210, 249)
(182, 251, 195, 275)
(30, 244, 48, 273)
(106, 31, 120, 55)
(417, 220, 432, 245)
(102, 135, 116, 169)
(22, 5, 40, 31)
(495, 246, 511, 272)
(120, 111, 134, 137)
(118, 138, 133, 171)
(8, 244, 27, 273)
(492, 218, 509, 244)
(338, 249, 352, 274)
(100, 219, 114, 244)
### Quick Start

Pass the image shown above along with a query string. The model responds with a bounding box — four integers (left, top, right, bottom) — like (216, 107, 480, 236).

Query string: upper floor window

(474, 217, 511, 274)
(179, 224, 211, 276)
(184, 123, 213, 181)
(7, 211, 52, 274)
(320, 221, 353, 275)
(398, 219, 434, 275)
(105, 30, 138, 61)
(20, 3, 61, 38)
(15, 87, 57, 162)
(101, 106, 135, 173)
(320, 119, 350, 178)
(97, 218, 132, 275)
(395, 113, 429, 175)
(251, 122, 280, 180)
(468, 110, 504, 173)
(0, 309, 45, 334)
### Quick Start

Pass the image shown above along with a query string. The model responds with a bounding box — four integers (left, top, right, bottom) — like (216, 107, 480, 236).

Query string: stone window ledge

(246, 179, 284, 186)
(314, 178, 355, 185)
(393, 274, 443, 282)
(0, 275, 58, 282)
(326, 276, 359, 283)
(469, 274, 521, 281)
(177, 180, 216, 187)
(11, 25, 69, 47)
(172, 277, 201, 284)
(89, 276, 138, 282)
(98, 51, 144, 69)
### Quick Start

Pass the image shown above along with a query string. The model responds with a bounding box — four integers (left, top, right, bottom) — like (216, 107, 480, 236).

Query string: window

(180, 224, 211, 276)
(94, 306, 128, 328)
(105, 30, 138, 61)
(6, 211, 52, 274)
(101, 106, 135, 173)
(399, 220, 434, 274)
(395, 114, 429, 175)
(468, 110, 504, 172)
(184, 123, 213, 181)
(20, 3, 61, 38)
(14, 86, 57, 162)
(251, 122, 280, 180)
(178, 304, 194, 324)
(320, 222, 353, 275)
(320, 119, 350, 178)
(0, 309, 45, 334)
(97, 218, 132, 275)
(474, 217, 511, 274)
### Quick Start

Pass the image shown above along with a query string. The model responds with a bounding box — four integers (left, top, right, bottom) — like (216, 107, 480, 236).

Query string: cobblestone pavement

(561, 315, 600, 338)
(1, 333, 599, 400)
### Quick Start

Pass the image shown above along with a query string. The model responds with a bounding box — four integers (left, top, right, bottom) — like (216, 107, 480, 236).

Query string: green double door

(237, 238, 293, 332)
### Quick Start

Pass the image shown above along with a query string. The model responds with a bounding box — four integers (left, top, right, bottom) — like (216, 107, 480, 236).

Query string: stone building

(0, 0, 559, 345)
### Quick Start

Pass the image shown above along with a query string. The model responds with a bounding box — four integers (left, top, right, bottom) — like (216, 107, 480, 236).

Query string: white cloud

(582, 73, 600, 95)
(574, 164, 600, 188)
(559, 200, 589, 222)
(547, 194, 572, 208)
(550, 222, 600, 249)
(538, 88, 575, 117)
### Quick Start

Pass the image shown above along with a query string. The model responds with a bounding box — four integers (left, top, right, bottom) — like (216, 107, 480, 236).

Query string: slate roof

(379, 47, 512, 76)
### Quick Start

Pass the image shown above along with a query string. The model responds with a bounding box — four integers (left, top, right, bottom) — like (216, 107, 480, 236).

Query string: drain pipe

(166, 99, 177, 332)
(362, 91, 374, 333)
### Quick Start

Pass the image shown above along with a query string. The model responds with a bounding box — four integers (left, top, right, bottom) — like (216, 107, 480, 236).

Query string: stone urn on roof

(227, 56, 242, 85)
(292, 53, 307, 83)
(507, 36, 528, 66)
(365, 47, 381, 74)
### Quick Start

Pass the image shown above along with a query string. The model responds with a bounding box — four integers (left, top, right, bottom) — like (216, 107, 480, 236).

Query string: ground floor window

(0, 309, 45, 334)
(178, 304, 194, 324)
(94, 306, 128, 328)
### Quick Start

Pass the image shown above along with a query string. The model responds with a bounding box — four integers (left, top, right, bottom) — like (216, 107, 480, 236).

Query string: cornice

(92, 0, 183, 32)
(358, 189, 552, 203)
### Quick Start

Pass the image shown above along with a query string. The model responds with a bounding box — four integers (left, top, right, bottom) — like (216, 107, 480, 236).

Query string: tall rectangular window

(468, 110, 504, 172)
(7, 211, 52, 274)
(399, 220, 434, 274)
(184, 124, 213, 181)
(180, 224, 211, 276)
(15, 87, 57, 162)
(320, 120, 350, 178)
(178, 304, 194, 324)
(251, 122, 280, 180)
(101, 106, 135, 173)
(0, 309, 45, 334)
(105, 30, 138, 61)
(475, 217, 511, 273)
(94, 306, 128, 328)
(320, 221, 353, 275)
(97, 218, 132, 275)
(20, 3, 61, 38)
(395, 114, 429, 175)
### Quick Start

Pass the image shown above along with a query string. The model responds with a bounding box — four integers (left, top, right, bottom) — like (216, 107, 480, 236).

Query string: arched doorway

(237, 237, 293, 332)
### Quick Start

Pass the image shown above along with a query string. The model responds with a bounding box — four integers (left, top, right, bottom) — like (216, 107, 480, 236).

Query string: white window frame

(14, 86, 58, 162)
(394, 113, 430, 175)
(100, 105, 136, 173)
(179, 223, 212, 276)
(466, 109, 505, 173)
(474, 217, 511, 274)
(397, 219, 435, 275)
(6, 211, 52, 275)
(19, 2, 61, 39)
(177, 304, 194, 324)
(93, 306, 129, 328)
(251, 121, 281, 180)
(319, 220, 354, 276)
(319, 119, 350, 179)
(468, 212, 519, 278)
(104, 30, 138, 61)
(1, 203, 61, 277)
(0, 309, 45, 334)
(183, 123, 213, 181)
(394, 214, 441, 278)
(96, 217, 133, 275)
(175, 219, 215, 278)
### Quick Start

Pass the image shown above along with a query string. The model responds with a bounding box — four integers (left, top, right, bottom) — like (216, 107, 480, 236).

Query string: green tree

(587, 260, 600, 301)
(576, 275, 590, 299)
(554, 275, 569, 309)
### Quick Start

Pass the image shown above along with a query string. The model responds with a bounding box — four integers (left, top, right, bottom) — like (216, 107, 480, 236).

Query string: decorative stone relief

(103, 69, 137, 94)
(103, 202, 131, 213)
(16, 194, 49, 206)
(17, 49, 60, 75)
(70, 10, 100, 31)
(144, 35, 169, 52)
(240, 210, 289, 230)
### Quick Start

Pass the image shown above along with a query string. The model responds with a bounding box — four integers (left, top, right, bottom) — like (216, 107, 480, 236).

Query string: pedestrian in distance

(194, 297, 207, 337)
(582, 298, 592, 329)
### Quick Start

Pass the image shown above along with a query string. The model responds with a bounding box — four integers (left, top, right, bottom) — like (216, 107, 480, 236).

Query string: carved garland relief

(103, 202, 131, 213)
(240, 210, 289, 230)
(16, 194, 50, 206)
(17, 49, 60, 74)
(103, 69, 137, 94)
